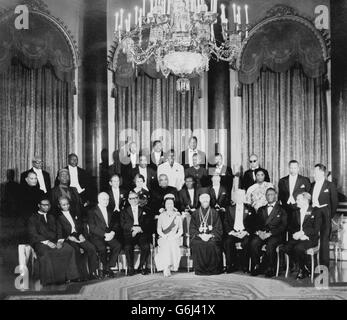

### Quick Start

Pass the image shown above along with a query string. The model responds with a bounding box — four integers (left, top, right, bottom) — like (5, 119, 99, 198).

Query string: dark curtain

(241, 67, 328, 187)
(0, 62, 74, 211)
(114, 74, 201, 165)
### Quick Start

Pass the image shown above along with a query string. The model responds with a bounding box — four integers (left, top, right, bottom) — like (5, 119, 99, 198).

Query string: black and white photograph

(0, 0, 347, 307)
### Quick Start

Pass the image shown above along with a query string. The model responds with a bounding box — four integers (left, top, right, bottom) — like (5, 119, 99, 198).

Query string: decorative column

(331, 0, 347, 200)
(82, 0, 109, 197)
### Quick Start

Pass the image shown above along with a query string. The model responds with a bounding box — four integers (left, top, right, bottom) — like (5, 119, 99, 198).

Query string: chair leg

(276, 250, 280, 277)
(335, 245, 338, 264)
(311, 255, 314, 283)
(285, 254, 289, 278)
(249, 257, 251, 272)
(187, 252, 190, 273)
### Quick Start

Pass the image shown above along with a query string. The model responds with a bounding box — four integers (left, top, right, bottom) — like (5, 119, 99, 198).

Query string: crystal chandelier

(114, 0, 250, 93)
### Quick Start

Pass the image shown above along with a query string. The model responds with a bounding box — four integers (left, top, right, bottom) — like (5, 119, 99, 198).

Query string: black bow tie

(268, 204, 274, 208)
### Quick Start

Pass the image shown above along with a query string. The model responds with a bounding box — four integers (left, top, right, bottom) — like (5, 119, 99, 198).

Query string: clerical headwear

(199, 193, 210, 202)
(164, 193, 175, 201)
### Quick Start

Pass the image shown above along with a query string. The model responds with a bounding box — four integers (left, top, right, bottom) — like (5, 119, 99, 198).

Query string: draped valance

(238, 15, 329, 84)
(0, 11, 77, 82)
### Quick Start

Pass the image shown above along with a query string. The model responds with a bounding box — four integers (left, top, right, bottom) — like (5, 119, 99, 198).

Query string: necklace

(199, 207, 213, 233)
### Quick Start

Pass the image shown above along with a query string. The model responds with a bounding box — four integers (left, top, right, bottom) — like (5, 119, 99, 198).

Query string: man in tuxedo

(56, 197, 99, 280)
(241, 154, 270, 191)
(224, 189, 255, 273)
(55, 153, 91, 205)
(250, 188, 287, 277)
(278, 160, 311, 231)
(106, 174, 127, 214)
(157, 149, 185, 191)
(121, 191, 153, 276)
(310, 163, 338, 267)
(281, 192, 322, 279)
(87, 192, 122, 278)
(28, 198, 79, 285)
(209, 153, 234, 194)
(178, 175, 199, 246)
(181, 136, 206, 169)
(208, 175, 229, 221)
(131, 154, 157, 191)
(185, 153, 208, 188)
(150, 174, 179, 219)
(120, 142, 139, 189)
(20, 156, 51, 194)
(149, 140, 165, 171)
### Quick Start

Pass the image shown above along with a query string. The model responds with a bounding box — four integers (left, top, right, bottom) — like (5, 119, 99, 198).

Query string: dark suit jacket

(106, 187, 128, 212)
(242, 167, 270, 191)
(310, 180, 338, 217)
(28, 213, 57, 248)
(131, 165, 157, 190)
(120, 153, 139, 187)
(120, 206, 153, 238)
(87, 206, 121, 241)
(208, 165, 234, 191)
(278, 175, 311, 209)
(253, 202, 287, 237)
(181, 149, 206, 169)
(149, 151, 165, 171)
(20, 168, 51, 193)
(288, 206, 322, 244)
(178, 187, 199, 212)
(184, 166, 208, 188)
(224, 204, 255, 234)
(56, 210, 83, 239)
(208, 185, 230, 209)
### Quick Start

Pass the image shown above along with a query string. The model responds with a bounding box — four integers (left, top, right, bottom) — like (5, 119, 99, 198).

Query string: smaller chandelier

(113, 0, 250, 92)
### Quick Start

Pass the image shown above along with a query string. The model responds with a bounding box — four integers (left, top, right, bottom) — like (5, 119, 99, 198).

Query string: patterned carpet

(6, 272, 347, 300)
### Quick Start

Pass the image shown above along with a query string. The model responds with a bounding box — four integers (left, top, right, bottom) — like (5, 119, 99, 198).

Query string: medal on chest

(199, 208, 213, 233)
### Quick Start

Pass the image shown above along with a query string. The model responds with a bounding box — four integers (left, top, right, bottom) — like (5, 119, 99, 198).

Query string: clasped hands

(104, 231, 115, 242)
(256, 230, 272, 241)
(131, 226, 143, 238)
(199, 233, 213, 242)
(45, 241, 62, 249)
(229, 230, 249, 239)
(293, 231, 309, 241)
(68, 234, 86, 243)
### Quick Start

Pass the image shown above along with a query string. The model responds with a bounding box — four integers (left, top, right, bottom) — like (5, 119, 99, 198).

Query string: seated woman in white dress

(154, 194, 183, 277)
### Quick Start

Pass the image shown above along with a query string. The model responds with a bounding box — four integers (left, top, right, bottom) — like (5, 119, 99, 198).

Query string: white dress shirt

(188, 188, 195, 205)
(98, 204, 109, 227)
(234, 204, 245, 231)
(33, 167, 47, 193)
(215, 165, 223, 175)
(139, 166, 147, 185)
(267, 203, 275, 216)
(68, 165, 84, 194)
(251, 166, 259, 181)
(112, 187, 120, 212)
(312, 179, 324, 208)
(130, 153, 137, 168)
(131, 205, 139, 226)
(299, 206, 308, 231)
(62, 210, 76, 233)
(287, 174, 298, 204)
(38, 210, 47, 223)
(213, 185, 220, 199)
(154, 152, 161, 165)
(157, 161, 185, 190)
(188, 148, 197, 167)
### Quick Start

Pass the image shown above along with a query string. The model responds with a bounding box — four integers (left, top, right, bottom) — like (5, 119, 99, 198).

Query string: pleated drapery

(114, 74, 202, 159)
(241, 67, 328, 187)
(0, 62, 74, 193)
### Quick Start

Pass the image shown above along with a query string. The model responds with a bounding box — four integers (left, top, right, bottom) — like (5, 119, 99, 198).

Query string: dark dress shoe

(296, 268, 309, 280)
(141, 268, 149, 275)
(226, 266, 238, 273)
(251, 265, 262, 276)
(264, 268, 275, 278)
(127, 269, 135, 276)
(106, 270, 115, 278)
(89, 273, 99, 280)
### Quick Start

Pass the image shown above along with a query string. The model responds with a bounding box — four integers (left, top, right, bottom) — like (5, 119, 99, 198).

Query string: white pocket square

(300, 185, 305, 188)
(324, 189, 329, 193)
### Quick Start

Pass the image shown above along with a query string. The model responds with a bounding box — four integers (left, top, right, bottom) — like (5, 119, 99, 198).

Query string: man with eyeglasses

(241, 154, 270, 191)
(121, 191, 153, 276)
(20, 156, 51, 194)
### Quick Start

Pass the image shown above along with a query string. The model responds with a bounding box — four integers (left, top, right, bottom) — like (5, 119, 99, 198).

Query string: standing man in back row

(241, 154, 270, 191)
(310, 164, 338, 268)
(181, 136, 206, 169)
